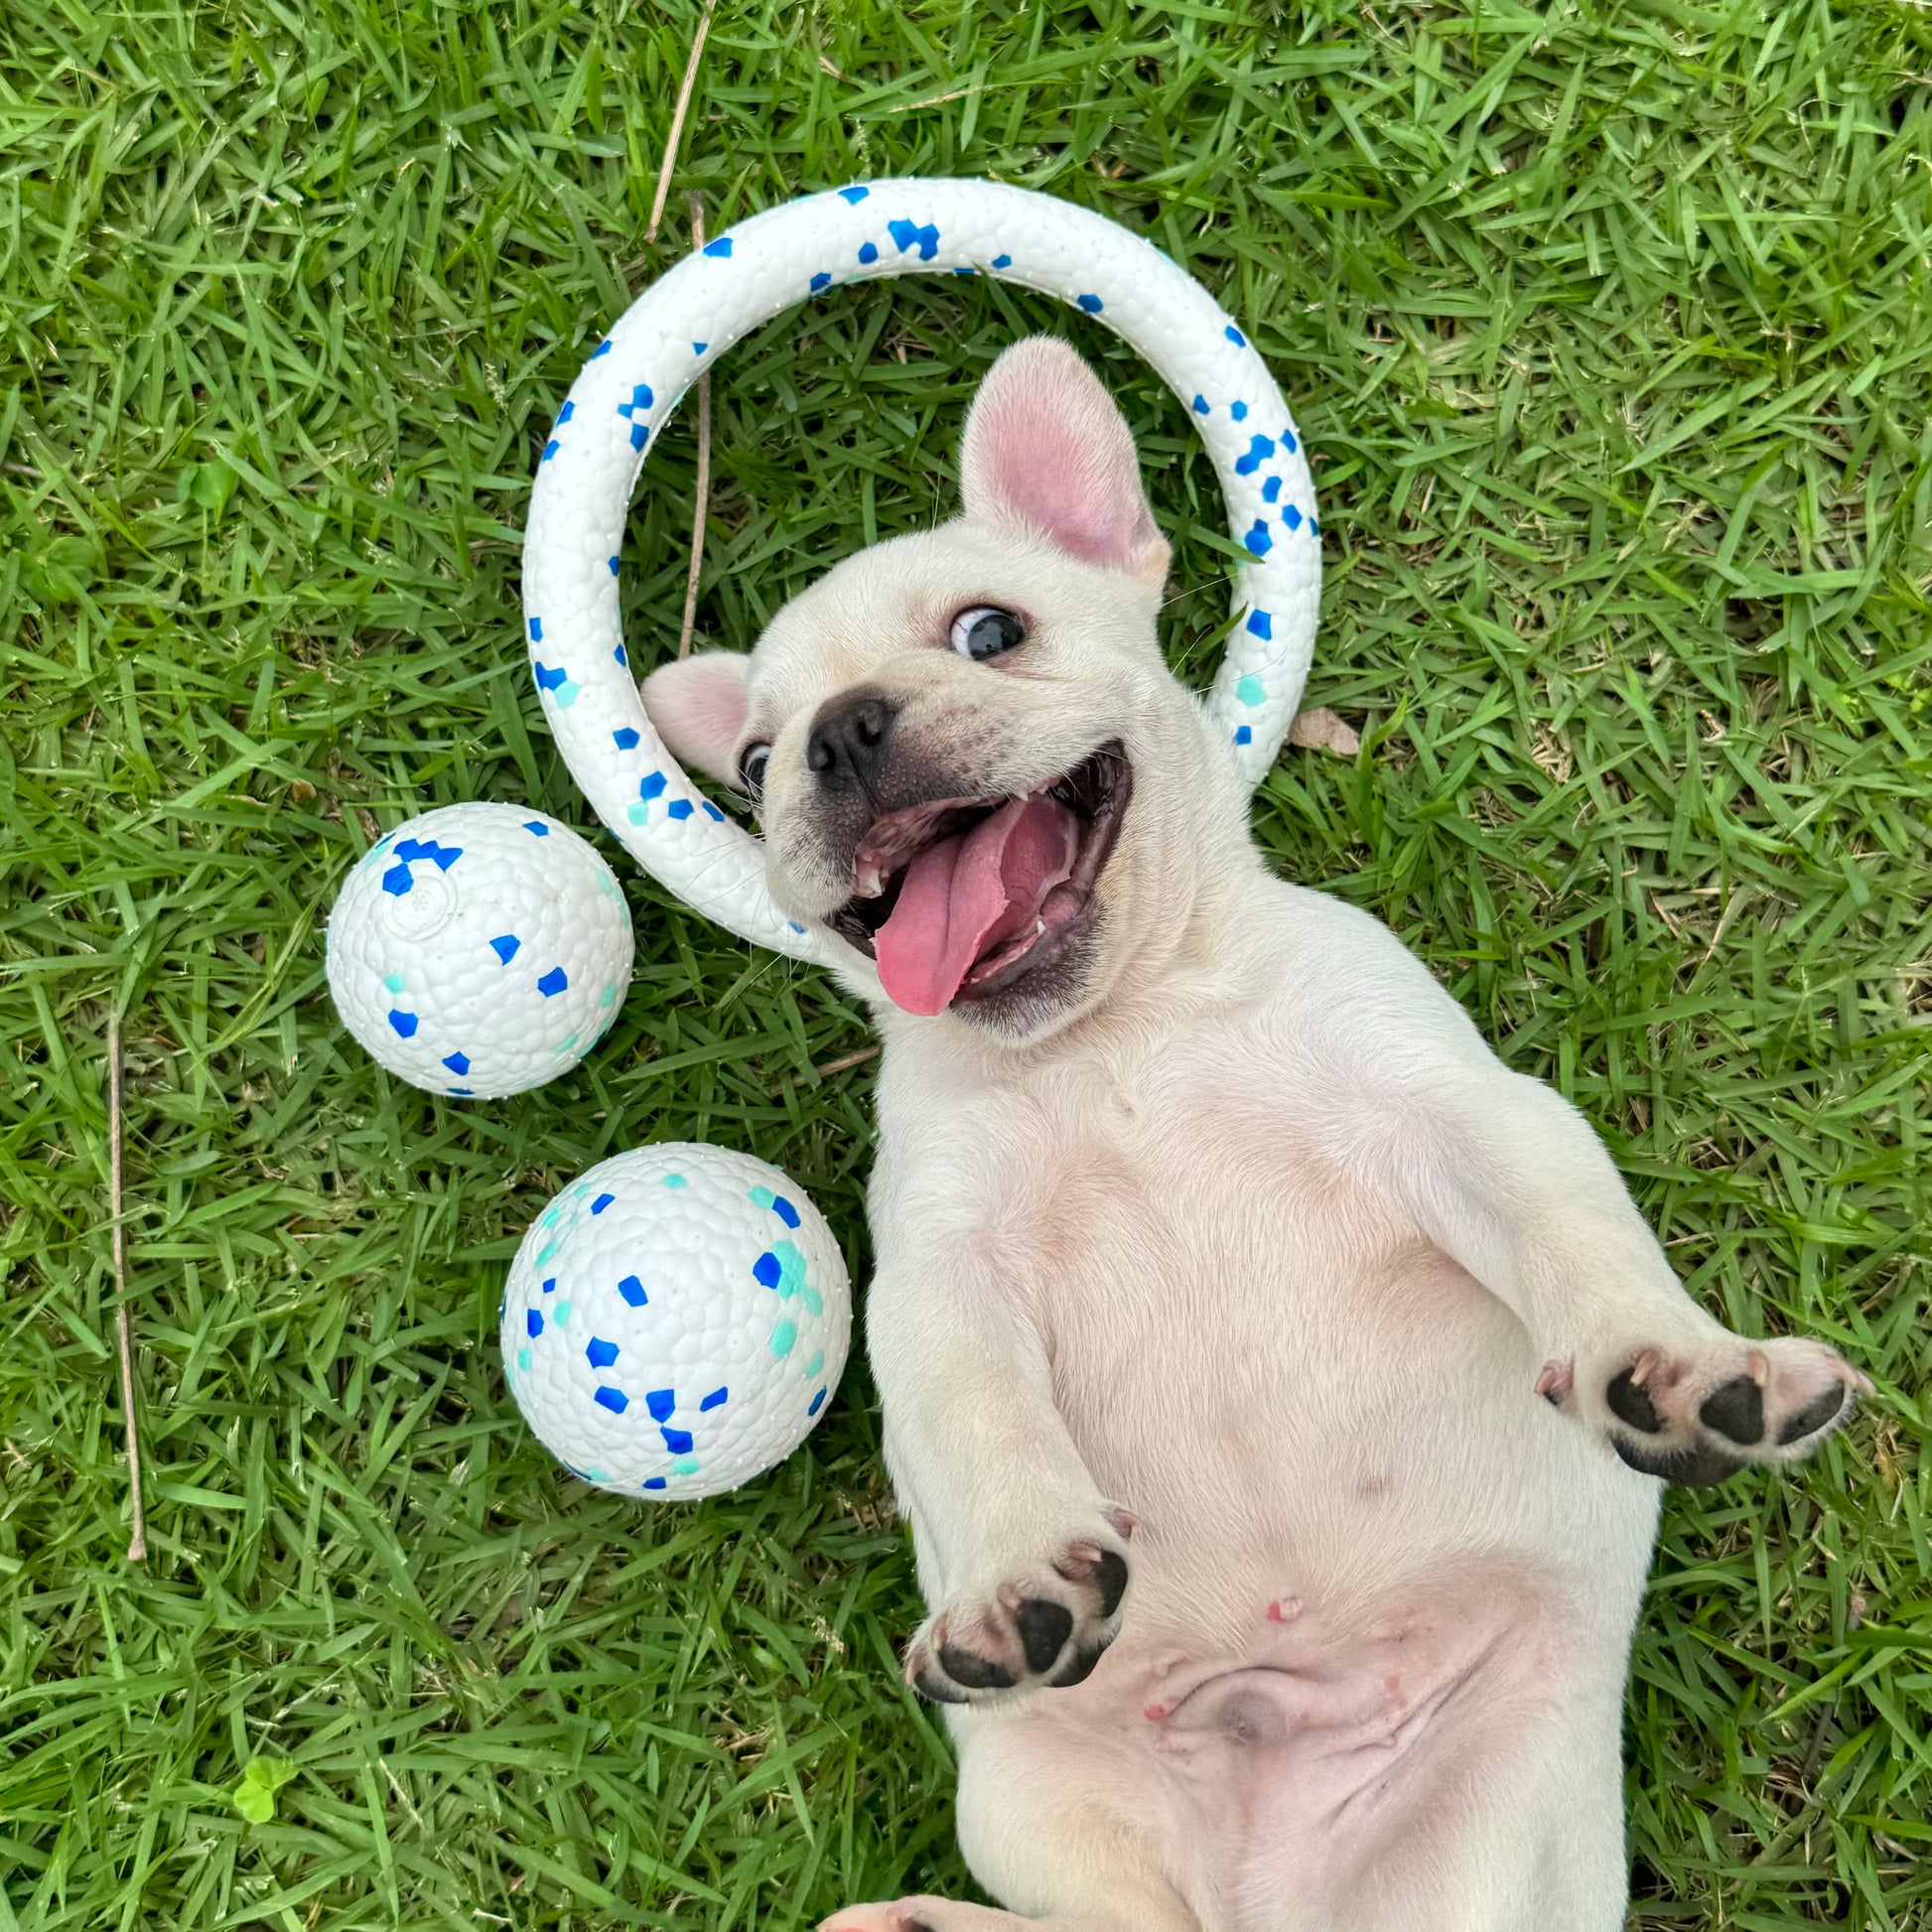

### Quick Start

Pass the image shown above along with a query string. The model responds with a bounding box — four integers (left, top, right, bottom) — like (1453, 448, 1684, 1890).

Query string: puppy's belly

(959, 1562, 1598, 1932)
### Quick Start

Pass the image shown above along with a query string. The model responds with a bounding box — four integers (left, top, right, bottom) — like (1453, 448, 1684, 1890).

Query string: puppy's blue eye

(739, 742, 770, 798)
(949, 607, 1026, 661)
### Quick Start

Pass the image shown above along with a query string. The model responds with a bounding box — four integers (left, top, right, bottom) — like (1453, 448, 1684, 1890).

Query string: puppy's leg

(1347, 1051, 1867, 1485)
(868, 1257, 1134, 1704)
(823, 1714, 1198, 1932)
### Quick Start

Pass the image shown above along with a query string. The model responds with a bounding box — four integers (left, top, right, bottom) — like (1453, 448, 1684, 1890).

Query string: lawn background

(3, 0, 1929, 1925)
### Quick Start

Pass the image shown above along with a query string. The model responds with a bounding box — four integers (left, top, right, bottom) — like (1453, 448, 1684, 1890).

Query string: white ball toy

(326, 802, 633, 1099)
(500, 1144, 851, 1499)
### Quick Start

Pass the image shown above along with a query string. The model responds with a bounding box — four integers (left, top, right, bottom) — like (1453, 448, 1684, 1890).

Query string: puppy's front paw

(906, 1519, 1133, 1706)
(821, 1901, 942, 1932)
(1541, 1332, 1868, 1487)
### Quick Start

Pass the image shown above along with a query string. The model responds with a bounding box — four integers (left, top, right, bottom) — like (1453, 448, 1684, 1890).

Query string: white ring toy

(523, 178, 1320, 965)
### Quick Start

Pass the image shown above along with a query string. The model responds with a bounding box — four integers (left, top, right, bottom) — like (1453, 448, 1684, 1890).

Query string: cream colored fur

(640, 338, 1864, 1932)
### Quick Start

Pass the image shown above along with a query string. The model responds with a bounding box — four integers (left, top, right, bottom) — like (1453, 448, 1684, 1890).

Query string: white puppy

(642, 339, 1866, 1932)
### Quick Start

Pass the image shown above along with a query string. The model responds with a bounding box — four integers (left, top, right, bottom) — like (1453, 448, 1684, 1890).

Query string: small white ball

(500, 1145, 851, 1500)
(326, 803, 633, 1099)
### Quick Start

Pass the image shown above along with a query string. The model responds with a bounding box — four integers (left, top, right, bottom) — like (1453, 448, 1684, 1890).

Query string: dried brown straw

(108, 1010, 147, 1563)
(644, 1, 717, 246)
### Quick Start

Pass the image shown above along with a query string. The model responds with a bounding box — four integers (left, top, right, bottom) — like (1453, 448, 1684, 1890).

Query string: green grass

(2, 0, 1929, 1924)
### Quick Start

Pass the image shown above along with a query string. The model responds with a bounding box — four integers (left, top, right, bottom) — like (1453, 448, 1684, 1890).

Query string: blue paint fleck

(643, 1476, 666, 1490)
(614, 727, 639, 751)
(442, 1051, 470, 1074)
(1231, 400, 1249, 422)
(590, 340, 612, 358)
(1225, 324, 1247, 346)
(1262, 475, 1282, 502)
(1191, 394, 1209, 415)
(808, 1388, 827, 1417)
(448, 1086, 473, 1096)
(888, 219, 941, 260)
(1234, 725, 1253, 746)
(523, 821, 548, 836)
(1235, 434, 1277, 476)
(638, 771, 667, 801)
(537, 967, 568, 997)
(1282, 503, 1304, 531)
(382, 863, 412, 896)
(608, 555, 621, 576)
(541, 1278, 556, 1295)
(954, 265, 975, 276)
(692, 341, 707, 353)
(628, 422, 647, 451)
(614, 642, 627, 666)
(594, 1386, 628, 1414)
(1245, 519, 1273, 557)
(646, 1389, 675, 1423)
(1281, 427, 1299, 454)
(700, 1387, 728, 1412)
(857, 241, 878, 264)
(1247, 610, 1273, 640)
(839, 185, 870, 204)
(534, 662, 567, 691)
(703, 236, 733, 257)
(618, 1275, 647, 1308)
(770, 1195, 801, 1229)
(810, 271, 832, 292)
(667, 799, 693, 820)
(701, 800, 725, 822)
(991, 252, 1012, 268)
(1076, 293, 1103, 313)
(591, 1192, 615, 1215)
(489, 934, 520, 963)
(528, 618, 543, 642)
(558, 401, 574, 424)
(586, 1336, 620, 1369)
(387, 1010, 417, 1038)
(541, 440, 559, 461)
(754, 1251, 781, 1289)
(660, 1427, 694, 1454)
(526, 1309, 543, 1338)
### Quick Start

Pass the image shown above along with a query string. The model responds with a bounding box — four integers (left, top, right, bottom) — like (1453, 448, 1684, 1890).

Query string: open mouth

(829, 743, 1132, 1016)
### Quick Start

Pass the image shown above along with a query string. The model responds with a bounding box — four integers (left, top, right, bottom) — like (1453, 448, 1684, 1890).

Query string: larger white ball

(326, 803, 633, 1099)
(501, 1145, 851, 1500)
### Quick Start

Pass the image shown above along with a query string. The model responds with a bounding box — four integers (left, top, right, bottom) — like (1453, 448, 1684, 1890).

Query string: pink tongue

(874, 794, 1078, 1015)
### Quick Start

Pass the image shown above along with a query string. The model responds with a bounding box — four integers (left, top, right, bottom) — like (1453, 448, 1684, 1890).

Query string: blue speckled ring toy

(522, 178, 1321, 964)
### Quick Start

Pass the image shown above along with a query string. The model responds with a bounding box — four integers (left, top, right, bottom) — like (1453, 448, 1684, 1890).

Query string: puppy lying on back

(643, 339, 1864, 1932)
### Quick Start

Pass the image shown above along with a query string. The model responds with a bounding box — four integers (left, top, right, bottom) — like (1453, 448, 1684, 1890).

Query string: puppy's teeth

(1036, 918, 1046, 936)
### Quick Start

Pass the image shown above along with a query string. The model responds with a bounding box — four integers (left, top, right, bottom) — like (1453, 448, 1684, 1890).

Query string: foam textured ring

(523, 177, 1321, 965)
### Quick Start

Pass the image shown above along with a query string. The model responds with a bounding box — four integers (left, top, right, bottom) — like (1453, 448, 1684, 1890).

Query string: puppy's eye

(738, 742, 771, 799)
(949, 606, 1026, 661)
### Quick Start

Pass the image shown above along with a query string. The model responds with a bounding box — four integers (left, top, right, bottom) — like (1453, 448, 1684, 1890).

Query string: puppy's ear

(959, 337, 1170, 589)
(639, 651, 751, 786)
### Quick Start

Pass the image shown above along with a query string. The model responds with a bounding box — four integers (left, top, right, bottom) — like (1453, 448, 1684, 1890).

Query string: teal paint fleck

(555, 678, 581, 707)
(586, 1469, 608, 1483)
(553, 1034, 579, 1056)
(628, 803, 649, 824)
(1235, 675, 1266, 707)
(672, 1455, 700, 1476)
(801, 1287, 823, 1316)
(382, 971, 405, 994)
(536, 1242, 558, 1265)
(749, 1184, 776, 1210)
(516, 1347, 532, 1373)
(770, 1318, 798, 1358)
(553, 1299, 573, 1325)
(805, 1349, 824, 1378)
(770, 1239, 807, 1300)
(600, 983, 617, 1009)
(661, 1173, 686, 1188)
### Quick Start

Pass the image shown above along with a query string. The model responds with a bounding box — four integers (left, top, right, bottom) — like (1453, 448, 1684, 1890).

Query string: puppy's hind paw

(1548, 1332, 1869, 1488)
(905, 1520, 1132, 1706)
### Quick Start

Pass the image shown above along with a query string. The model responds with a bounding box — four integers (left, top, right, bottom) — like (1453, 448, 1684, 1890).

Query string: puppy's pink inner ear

(639, 651, 751, 786)
(961, 340, 1169, 583)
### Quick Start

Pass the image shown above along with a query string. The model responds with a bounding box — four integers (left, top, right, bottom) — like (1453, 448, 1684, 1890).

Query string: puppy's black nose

(807, 689, 898, 793)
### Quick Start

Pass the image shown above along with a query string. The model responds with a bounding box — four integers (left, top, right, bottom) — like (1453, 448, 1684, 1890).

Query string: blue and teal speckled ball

(325, 802, 633, 1099)
(500, 1144, 851, 1501)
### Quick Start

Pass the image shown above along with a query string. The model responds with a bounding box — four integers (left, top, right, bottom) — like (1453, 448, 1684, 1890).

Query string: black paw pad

(1048, 1642, 1107, 1689)
(1777, 1384, 1849, 1446)
(1606, 1367, 1664, 1434)
(1612, 1434, 1743, 1488)
(1699, 1375, 1765, 1446)
(1091, 1549, 1129, 1618)
(912, 1665, 968, 1706)
(1015, 1598, 1073, 1675)
(937, 1643, 1015, 1691)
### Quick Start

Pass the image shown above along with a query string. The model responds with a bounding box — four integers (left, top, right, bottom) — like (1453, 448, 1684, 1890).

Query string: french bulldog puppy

(641, 338, 1866, 1932)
